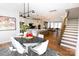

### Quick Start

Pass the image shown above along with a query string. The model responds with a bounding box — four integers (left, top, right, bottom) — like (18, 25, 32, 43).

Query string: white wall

(68, 7, 79, 19)
(0, 3, 21, 43)
(76, 19, 79, 56)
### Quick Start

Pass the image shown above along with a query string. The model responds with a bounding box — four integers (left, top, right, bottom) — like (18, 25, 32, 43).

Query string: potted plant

(20, 22, 30, 33)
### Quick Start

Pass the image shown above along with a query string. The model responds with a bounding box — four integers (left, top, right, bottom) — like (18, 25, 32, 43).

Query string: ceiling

(0, 3, 79, 20)
(20, 3, 79, 20)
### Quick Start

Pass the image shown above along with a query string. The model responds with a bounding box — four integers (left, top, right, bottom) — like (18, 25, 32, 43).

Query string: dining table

(14, 36, 45, 53)
(14, 36, 45, 44)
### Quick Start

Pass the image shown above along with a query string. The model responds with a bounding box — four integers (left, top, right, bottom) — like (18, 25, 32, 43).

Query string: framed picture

(0, 16, 16, 30)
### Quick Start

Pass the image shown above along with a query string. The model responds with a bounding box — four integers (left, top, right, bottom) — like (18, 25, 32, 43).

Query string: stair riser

(62, 39, 77, 43)
(63, 35, 77, 37)
(61, 42, 76, 48)
(66, 24, 78, 27)
(66, 27, 78, 28)
(67, 22, 78, 23)
(67, 22, 78, 24)
(63, 34, 78, 36)
(67, 24, 78, 25)
(61, 40, 76, 45)
(62, 37, 77, 42)
(62, 36, 77, 39)
(67, 23, 78, 24)
(63, 36, 77, 39)
(65, 29, 78, 31)
(66, 26, 78, 29)
(64, 32, 78, 35)
(64, 32, 78, 36)
(61, 43, 76, 49)
(64, 30, 78, 33)
(67, 21, 78, 22)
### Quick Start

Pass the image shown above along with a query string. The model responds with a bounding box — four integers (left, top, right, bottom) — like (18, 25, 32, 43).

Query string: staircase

(61, 19, 78, 49)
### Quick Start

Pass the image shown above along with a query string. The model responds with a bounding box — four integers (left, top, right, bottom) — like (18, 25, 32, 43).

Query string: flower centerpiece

(25, 33, 33, 39)
(23, 31, 33, 40)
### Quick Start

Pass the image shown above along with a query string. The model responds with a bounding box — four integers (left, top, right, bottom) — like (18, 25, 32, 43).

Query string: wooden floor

(44, 32, 75, 56)
(0, 31, 75, 56)
(0, 43, 10, 48)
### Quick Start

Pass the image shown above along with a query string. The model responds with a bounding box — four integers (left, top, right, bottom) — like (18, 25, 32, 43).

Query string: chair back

(31, 29, 38, 36)
(38, 34, 44, 38)
(11, 37, 25, 54)
(32, 40, 49, 55)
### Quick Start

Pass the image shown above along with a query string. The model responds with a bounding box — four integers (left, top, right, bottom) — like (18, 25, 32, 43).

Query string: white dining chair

(37, 34, 44, 38)
(9, 46, 16, 52)
(23, 43, 38, 53)
(31, 29, 38, 36)
(29, 40, 49, 55)
(10, 37, 27, 55)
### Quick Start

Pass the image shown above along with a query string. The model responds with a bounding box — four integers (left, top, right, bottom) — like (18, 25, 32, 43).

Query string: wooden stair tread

(63, 33, 78, 36)
(61, 40, 76, 46)
(63, 35, 77, 39)
(62, 39, 77, 43)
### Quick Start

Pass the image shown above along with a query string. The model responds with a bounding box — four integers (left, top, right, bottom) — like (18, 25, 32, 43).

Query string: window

(58, 23, 62, 28)
(54, 23, 58, 28)
(48, 22, 51, 28)
(51, 22, 54, 28)
(47, 21, 62, 29)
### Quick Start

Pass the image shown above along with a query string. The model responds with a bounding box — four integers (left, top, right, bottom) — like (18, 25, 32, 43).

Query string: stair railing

(58, 11, 69, 45)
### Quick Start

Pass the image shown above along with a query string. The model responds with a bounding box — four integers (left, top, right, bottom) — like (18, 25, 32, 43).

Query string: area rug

(0, 48, 58, 56)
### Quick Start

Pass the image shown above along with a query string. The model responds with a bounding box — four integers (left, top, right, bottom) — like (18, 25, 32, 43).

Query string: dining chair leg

(45, 51, 47, 56)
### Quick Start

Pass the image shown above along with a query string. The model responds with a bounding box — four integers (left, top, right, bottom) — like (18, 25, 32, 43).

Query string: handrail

(58, 11, 69, 45)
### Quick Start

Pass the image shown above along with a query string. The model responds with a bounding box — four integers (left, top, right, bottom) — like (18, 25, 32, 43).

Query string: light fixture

(19, 3, 35, 18)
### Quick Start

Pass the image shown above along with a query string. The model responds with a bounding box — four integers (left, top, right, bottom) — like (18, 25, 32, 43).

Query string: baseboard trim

(0, 40, 10, 44)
